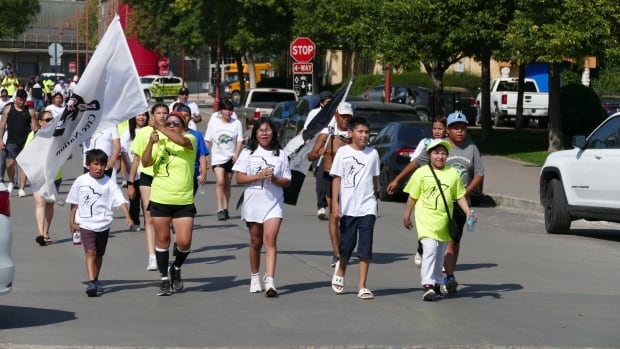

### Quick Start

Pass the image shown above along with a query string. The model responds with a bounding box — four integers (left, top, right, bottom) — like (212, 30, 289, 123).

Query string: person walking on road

(233, 117, 291, 297)
(67, 149, 133, 297)
(169, 87, 202, 130)
(329, 116, 380, 300)
(304, 90, 333, 220)
(141, 112, 196, 296)
(204, 99, 244, 221)
(389, 115, 447, 267)
(0, 89, 37, 197)
(388, 111, 484, 295)
(26, 111, 62, 246)
(171, 103, 209, 196)
(402, 139, 471, 301)
(129, 103, 169, 271)
(121, 112, 149, 232)
(307, 102, 354, 267)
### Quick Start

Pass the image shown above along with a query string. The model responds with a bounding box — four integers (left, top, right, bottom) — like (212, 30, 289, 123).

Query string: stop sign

(290, 37, 316, 63)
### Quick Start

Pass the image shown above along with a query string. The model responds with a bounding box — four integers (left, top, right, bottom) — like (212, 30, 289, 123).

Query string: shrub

(559, 84, 607, 142)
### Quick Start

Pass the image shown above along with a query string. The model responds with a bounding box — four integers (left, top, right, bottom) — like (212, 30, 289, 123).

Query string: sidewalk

(480, 155, 542, 212)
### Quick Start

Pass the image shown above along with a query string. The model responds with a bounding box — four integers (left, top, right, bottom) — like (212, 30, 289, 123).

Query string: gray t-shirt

(415, 138, 484, 188)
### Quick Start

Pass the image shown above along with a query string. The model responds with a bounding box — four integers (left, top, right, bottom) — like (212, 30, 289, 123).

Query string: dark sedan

(351, 101, 421, 137)
(601, 95, 620, 116)
(369, 121, 432, 201)
(269, 95, 320, 145)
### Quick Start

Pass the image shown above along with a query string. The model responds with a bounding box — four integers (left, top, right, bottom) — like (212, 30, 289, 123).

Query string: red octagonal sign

(290, 37, 316, 63)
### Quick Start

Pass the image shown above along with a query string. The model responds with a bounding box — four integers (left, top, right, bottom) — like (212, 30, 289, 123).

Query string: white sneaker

(414, 252, 422, 268)
(7, 182, 13, 194)
(249, 273, 262, 293)
(146, 254, 158, 271)
(263, 274, 278, 297)
(317, 207, 327, 220)
(18, 189, 26, 198)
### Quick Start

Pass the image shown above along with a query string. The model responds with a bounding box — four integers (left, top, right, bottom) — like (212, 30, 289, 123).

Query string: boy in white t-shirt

(67, 149, 133, 297)
(329, 116, 380, 300)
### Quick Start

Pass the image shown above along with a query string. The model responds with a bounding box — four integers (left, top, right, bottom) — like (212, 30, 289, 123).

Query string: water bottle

(467, 210, 476, 232)
(197, 176, 206, 195)
(72, 231, 82, 245)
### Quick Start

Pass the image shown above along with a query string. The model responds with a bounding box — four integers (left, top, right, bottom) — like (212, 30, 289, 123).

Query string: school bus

(223, 63, 272, 104)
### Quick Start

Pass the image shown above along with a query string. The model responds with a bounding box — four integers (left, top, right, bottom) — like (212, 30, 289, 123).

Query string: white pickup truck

(235, 88, 298, 124)
(478, 77, 549, 128)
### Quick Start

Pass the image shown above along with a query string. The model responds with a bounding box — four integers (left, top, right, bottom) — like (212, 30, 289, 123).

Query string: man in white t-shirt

(169, 87, 202, 130)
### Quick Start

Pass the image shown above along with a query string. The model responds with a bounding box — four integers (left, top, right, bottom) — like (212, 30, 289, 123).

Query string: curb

(486, 193, 542, 213)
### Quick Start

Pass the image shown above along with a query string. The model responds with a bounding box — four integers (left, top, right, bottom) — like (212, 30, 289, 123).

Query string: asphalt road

(1, 124, 619, 348)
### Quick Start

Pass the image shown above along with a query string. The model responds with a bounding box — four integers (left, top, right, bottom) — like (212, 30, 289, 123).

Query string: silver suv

(539, 112, 620, 234)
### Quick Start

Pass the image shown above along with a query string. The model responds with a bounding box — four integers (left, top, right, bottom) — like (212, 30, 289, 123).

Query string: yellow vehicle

(223, 63, 272, 104)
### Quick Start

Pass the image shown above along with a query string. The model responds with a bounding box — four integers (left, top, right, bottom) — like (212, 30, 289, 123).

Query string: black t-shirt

(6, 103, 32, 146)
(29, 81, 44, 99)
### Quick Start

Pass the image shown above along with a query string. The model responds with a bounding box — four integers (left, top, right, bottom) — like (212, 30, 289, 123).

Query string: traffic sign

(290, 37, 316, 63)
(48, 43, 63, 58)
(292, 73, 312, 96)
(50, 57, 61, 66)
(293, 63, 313, 74)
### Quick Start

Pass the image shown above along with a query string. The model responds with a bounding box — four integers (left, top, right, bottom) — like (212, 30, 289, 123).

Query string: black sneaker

(169, 265, 184, 292)
(157, 279, 171, 296)
(434, 284, 443, 300)
(86, 281, 98, 297)
(35, 235, 46, 246)
(216, 210, 226, 221)
(224, 209, 230, 220)
(422, 285, 436, 301)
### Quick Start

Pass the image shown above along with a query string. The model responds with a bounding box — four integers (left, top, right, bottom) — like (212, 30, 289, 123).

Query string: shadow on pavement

(565, 229, 620, 242)
(455, 283, 524, 299)
(0, 306, 76, 329)
(455, 262, 498, 272)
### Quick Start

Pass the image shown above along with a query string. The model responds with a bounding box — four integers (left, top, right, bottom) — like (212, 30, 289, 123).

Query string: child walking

(329, 116, 380, 300)
(402, 139, 471, 301)
(67, 149, 133, 297)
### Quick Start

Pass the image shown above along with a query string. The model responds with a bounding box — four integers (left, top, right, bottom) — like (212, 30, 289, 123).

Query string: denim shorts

(5, 143, 24, 160)
(339, 214, 376, 261)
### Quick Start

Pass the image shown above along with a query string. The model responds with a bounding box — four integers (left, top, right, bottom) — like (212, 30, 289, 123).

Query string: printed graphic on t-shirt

(79, 185, 102, 218)
(341, 156, 365, 188)
(154, 147, 172, 177)
(421, 175, 448, 210)
(248, 155, 274, 189)
(217, 133, 234, 145)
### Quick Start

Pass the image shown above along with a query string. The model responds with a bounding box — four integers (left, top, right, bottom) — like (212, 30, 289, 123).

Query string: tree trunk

(515, 64, 526, 130)
(479, 52, 493, 141)
(548, 62, 563, 152)
(246, 52, 257, 89)
(424, 61, 446, 118)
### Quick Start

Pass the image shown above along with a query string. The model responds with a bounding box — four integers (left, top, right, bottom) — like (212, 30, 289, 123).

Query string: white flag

(17, 15, 148, 202)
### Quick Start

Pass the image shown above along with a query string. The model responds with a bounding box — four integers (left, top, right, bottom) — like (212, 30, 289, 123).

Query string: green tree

(0, 0, 40, 38)
(504, 0, 620, 151)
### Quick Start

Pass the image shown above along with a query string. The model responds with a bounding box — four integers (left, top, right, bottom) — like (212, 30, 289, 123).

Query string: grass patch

(468, 128, 550, 166)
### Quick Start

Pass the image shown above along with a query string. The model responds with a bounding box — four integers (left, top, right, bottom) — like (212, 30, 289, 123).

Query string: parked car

(600, 95, 620, 116)
(539, 112, 620, 234)
(40, 72, 66, 85)
(140, 75, 186, 102)
(369, 121, 432, 201)
(444, 86, 478, 126)
(351, 101, 421, 137)
(269, 95, 321, 146)
(0, 182, 13, 295)
(362, 84, 432, 121)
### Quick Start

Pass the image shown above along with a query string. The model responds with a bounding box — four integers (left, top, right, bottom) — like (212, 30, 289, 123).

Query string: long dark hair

(246, 117, 281, 156)
(129, 112, 150, 140)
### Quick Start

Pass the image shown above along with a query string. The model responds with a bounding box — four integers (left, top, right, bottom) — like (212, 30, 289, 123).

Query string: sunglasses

(166, 121, 183, 127)
(42, 118, 53, 122)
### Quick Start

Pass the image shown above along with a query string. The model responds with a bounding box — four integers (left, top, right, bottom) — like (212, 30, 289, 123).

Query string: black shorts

(452, 203, 466, 243)
(5, 143, 24, 160)
(139, 173, 153, 187)
(339, 215, 376, 261)
(322, 171, 334, 197)
(148, 201, 196, 219)
(80, 228, 110, 256)
(213, 159, 234, 173)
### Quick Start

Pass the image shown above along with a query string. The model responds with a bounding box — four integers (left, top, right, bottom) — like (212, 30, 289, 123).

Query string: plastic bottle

(197, 176, 206, 195)
(467, 209, 476, 232)
(72, 231, 82, 245)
